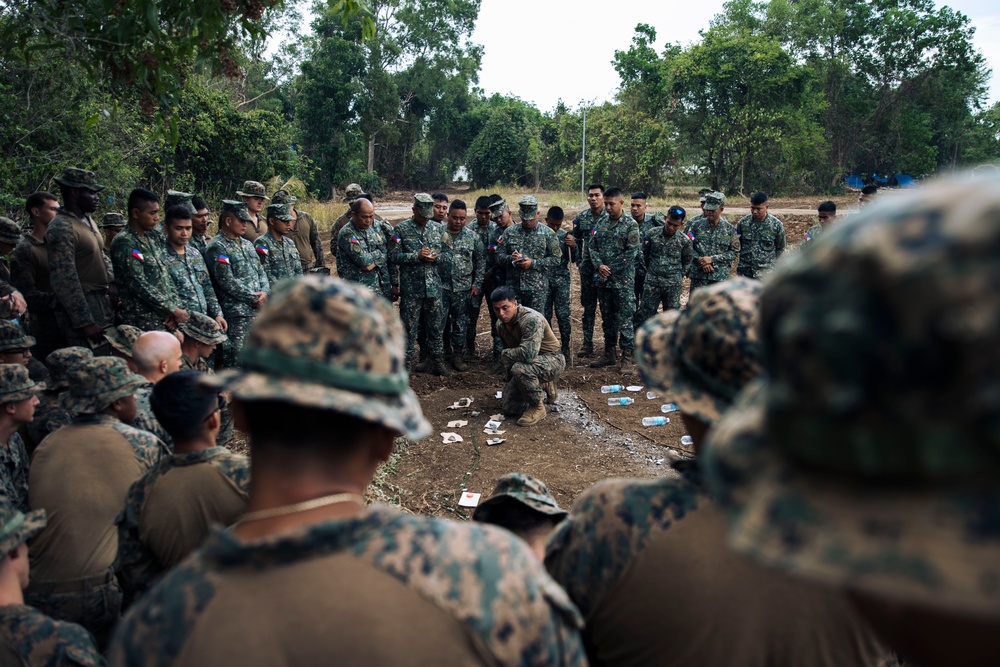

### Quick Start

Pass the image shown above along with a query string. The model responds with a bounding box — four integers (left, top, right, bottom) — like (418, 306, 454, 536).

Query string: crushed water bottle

(661, 403, 679, 413)
(601, 385, 623, 394)
(645, 391, 659, 400)
(680, 435, 694, 446)
(607, 397, 635, 406)
(641, 417, 669, 426)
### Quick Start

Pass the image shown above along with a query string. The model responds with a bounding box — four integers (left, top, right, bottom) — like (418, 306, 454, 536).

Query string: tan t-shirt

(497, 305, 560, 357)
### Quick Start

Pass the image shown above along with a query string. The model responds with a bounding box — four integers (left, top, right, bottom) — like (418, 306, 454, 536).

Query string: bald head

(350, 197, 375, 231)
(132, 331, 183, 382)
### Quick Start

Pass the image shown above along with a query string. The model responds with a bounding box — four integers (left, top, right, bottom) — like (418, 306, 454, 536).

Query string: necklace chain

(235, 492, 365, 524)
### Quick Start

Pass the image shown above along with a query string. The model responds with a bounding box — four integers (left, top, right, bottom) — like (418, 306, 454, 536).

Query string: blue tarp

(872, 173, 890, 186)
(894, 174, 915, 188)
(844, 174, 864, 189)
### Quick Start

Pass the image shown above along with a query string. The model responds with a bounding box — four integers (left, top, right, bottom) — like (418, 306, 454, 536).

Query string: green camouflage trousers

(25, 569, 122, 650)
(221, 315, 253, 368)
(598, 285, 636, 353)
(578, 265, 598, 346)
(54, 291, 112, 349)
(400, 295, 443, 359)
(543, 279, 571, 345)
(440, 289, 469, 353)
(502, 351, 566, 415)
(514, 288, 546, 312)
(688, 277, 721, 294)
(635, 282, 683, 326)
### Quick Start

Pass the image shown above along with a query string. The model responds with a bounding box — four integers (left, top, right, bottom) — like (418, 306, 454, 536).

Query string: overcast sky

(469, 0, 1000, 113)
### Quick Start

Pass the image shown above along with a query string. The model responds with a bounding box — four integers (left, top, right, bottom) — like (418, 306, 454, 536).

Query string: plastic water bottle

(646, 391, 659, 400)
(680, 435, 694, 446)
(661, 403, 679, 413)
(601, 385, 623, 394)
(642, 417, 669, 426)
(608, 397, 635, 406)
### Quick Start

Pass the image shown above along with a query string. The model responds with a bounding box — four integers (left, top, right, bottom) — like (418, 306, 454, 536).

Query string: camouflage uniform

(572, 207, 608, 349)
(0, 500, 101, 666)
(163, 244, 222, 318)
(27, 347, 94, 451)
(189, 234, 210, 257)
(0, 361, 42, 513)
(473, 472, 568, 524)
(235, 181, 269, 244)
(464, 218, 498, 353)
(588, 213, 641, 355)
(735, 212, 785, 279)
(335, 220, 394, 299)
(635, 222, 694, 325)
(273, 190, 326, 272)
(632, 212, 656, 305)
(205, 219, 270, 368)
(254, 232, 303, 285)
(177, 314, 233, 447)
(801, 222, 824, 247)
(132, 382, 172, 451)
(45, 209, 112, 346)
(687, 211, 739, 292)
(389, 198, 446, 361)
(438, 224, 485, 355)
(485, 220, 511, 358)
(10, 231, 66, 360)
(495, 215, 561, 311)
(543, 226, 572, 350)
(496, 305, 565, 416)
(111, 276, 585, 666)
(116, 447, 250, 606)
(111, 227, 182, 332)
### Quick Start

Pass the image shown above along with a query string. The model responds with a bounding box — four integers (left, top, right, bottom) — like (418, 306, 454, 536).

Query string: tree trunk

(367, 136, 376, 174)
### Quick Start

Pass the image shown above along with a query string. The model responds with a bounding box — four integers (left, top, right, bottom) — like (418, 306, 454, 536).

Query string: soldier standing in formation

(543, 206, 572, 360)
(162, 205, 226, 330)
(464, 196, 497, 361)
(188, 197, 212, 257)
(274, 189, 325, 273)
(736, 191, 786, 279)
(571, 184, 607, 359)
(635, 205, 694, 325)
(0, 364, 38, 512)
(495, 195, 562, 313)
(687, 191, 739, 293)
(329, 183, 366, 258)
(236, 180, 268, 243)
(629, 191, 656, 313)
(335, 197, 394, 299)
(11, 192, 64, 359)
(437, 199, 484, 373)
(801, 200, 836, 247)
(485, 197, 513, 372)
(255, 203, 303, 285)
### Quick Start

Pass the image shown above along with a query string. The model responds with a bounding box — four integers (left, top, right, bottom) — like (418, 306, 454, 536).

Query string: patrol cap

(179, 312, 228, 346)
(343, 183, 364, 202)
(489, 198, 507, 221)
(220, 200, 253, 223)
(53, 167, 105, 192)
(266, 203, 294, 222)
(0, 498, 46, 557)
(204, 276, 431, 440)
(413, 193, 434, 219)
(104, 324, 143, 357)
(0, 217, 21, 246)
(101, 213, 125, 228)
(636, 278, 763, 426)
(0, 363, 44, 404)
(62, 356, 147, 414)
(518, 195, 538, 220)
(473, 472, 568, 523)
(165, 190, 197, 215)
(271, 189, 297, 205)
(702, 191, 725, 211)
(705, 171, 1000, 618)
(44, 346, 94, 391)
(0, 320, 35, 353)
(236, 180, 269, 200)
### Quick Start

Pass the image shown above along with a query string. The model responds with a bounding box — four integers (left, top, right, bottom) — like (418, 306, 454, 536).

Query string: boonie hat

(0, 364, 44, 404)
(473, 472, 567, 523)
(53, 167, 105, 192)
(0, 218, 21, 246)
(179, 312, 228, 346)
(0, 320, 35, 352)
(0, 498, 46, 556)
(102, 213, 125, 228)
(205, 276, 431, 440)
(44, 346, 93, 391)
(62, 357, 147, 414)
(104, 325, 143, 357)
(236, 180, 269, 200)
(343, 183, 364, 202)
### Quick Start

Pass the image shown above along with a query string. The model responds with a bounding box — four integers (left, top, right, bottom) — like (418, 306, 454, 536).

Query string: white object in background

(458, 491, 481, 507)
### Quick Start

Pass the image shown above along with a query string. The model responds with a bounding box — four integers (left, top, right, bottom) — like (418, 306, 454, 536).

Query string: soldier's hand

(597, 264, 612, 278)
(216, 315, 229, 331)
(418, 247, 433, 261)
(469, 287, 480, 298)
(517, 257, 533, 270)
(701, 261, 714, 273)
(7, 291, 26, 317)
(365, 263, 376, 271)
(252, 292, 268, 307)
(173, 307, 190, 324)
(565, 235, 577, 248)
(163, 315, 179, 332)
(81, 323, 104, 342)
(698, 256, 711, 267)
(511, 250, 522, 262)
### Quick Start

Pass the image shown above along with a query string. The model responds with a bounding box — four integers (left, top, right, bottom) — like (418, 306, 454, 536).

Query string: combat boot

(413, 348, 432, 373)
(517, 400, 547, 427)
(432, 357, 453, 377)
(620, 354, 636, 376)
(450, 352, 469, 372)
(462, 344, 476, 362)
(542, 381, 558, 405)
(578, 342, 594, 358)
(561, 342, 571, 362)
(589, 348, 618, 369)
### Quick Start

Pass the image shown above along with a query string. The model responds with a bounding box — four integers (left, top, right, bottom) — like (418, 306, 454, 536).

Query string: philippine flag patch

(803, 232, 812, 241)
(217, 255, 231, 265)
(131, 249, 144, 261)
(255, 245, 269, 256)
(391, 234, 401, 243)
(350, 237, 361, 245)
(686, 231, 695, 241)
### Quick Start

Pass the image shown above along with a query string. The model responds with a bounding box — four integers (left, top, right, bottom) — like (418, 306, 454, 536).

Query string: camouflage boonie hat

(705, 171, 1000, 618)
(220, 200, 253, 223)
(702, 191, 725, 211)
(62, 357, 147, 414)
(636, 278, 763, 426)
(0, 363, 44, 404)
(266, 203, 294, 222)
(518, 195, 538, 220)
(343, 183, 364, 202)
(165, 190, 197, 215)
(473, 472, 568, 523)
(0, 498, 46, 556)
(236, 180, 269, 200)
(271, 189, 297, 205)
(489, 198, 507, 222)
(53, 167, 105, 192)
(0, 217, 21, 245)
(412, 193, 434, 219)
(101, 213, 125, 228)
(179, 312, 228, 346)
(204, 276, 431, 440)
(44, 346, 94, 391)
(0, 320, 35, 352)
(104, 324, 143, 357)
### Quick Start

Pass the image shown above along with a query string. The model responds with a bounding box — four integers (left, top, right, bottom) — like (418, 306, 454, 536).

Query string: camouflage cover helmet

(204, 276, 431, 440)
(0, 320, 35, 352)
(101, 213, 126, 228)
(62, 357, 147, 414)
(266, 203, 294, 222)
(179, 312, 228, 346)
(0, 497, 46, 556)
(489, 198, 507, 222)
(0, 217, 22, 246)
(220, 200, 253, 223)
(705, 171, 1000, 618)
(518, 195, 538, 221)
(473, 472, 567, 523)
(235, 180, 269, 200)
(44, 346, 94, 391)
(702, 191, 725, 211)
(271, 189, 297, 205)
(104, 324, 143, 357)
(636, 277, 763, 426)
(165, 190, 197, 215)
(0, 363, 44, 404)
(412, 193, 434, 219)
(53, 167, 105, 192)
(343, 183, 364, 202)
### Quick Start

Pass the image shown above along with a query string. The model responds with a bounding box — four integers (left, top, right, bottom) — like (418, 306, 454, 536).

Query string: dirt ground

(274, 205, 818, 519)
